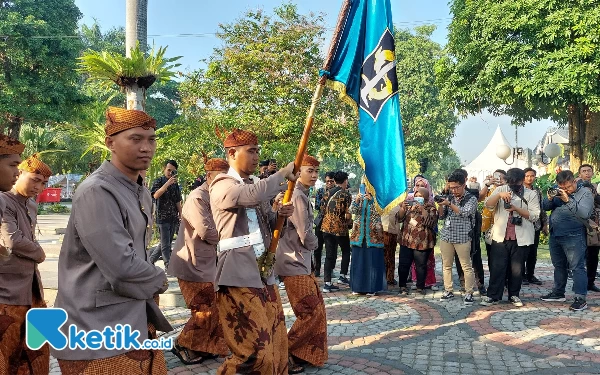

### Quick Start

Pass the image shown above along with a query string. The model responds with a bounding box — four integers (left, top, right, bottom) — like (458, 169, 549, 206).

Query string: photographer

(481, 168, 540, 307)
(540, 170, 594, 311)
(397, 187, 439, 295)
(149, 159, 183, 270)
(437, 171, 478, 305)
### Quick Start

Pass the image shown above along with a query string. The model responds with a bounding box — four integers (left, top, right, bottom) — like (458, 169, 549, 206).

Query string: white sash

(216, 168, 265, 258)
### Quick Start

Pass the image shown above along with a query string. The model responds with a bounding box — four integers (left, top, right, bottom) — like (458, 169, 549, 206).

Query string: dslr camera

(510, 216, 523, 226)
(547, 187, 560, 199)
(433, 195, 447, 203)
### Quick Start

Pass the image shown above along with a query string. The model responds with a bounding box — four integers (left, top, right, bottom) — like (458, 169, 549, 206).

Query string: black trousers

(587, 245, 600, 287)
(398, 246, 432, 289)
(523, 229, 541, 280)
(487, 240, 526, 300)
(313, 222, 324, 274)
(456, 241, 485, 287)
(323, 233, 351, 282)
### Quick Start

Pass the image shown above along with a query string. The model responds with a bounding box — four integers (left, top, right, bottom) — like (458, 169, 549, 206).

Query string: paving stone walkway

(46, 257, 600, 375)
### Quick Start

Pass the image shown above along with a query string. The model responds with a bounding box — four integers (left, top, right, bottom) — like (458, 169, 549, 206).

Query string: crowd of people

(311, 164, 599, 313)
(0, 106, 598, 374)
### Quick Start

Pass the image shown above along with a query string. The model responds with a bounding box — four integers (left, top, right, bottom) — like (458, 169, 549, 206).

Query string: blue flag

(324, 0, 407, 212)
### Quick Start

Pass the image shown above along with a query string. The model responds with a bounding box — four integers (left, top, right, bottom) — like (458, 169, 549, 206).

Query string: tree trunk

(126, 84, 146, 111)
(1, 114, 23, 139)
(567, 103, 584, 172)
(125, 0, 139, 57)
(584, 108, 600, 170)
(137, 0, 148, 53)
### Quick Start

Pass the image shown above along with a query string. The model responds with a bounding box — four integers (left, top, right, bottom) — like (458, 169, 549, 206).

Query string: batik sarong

(0, 296, 49, 375)
(282, 274, 328, 367)
(176, 279, 228, 356)
(216, 284, 288, 375)
(57, 324, 166, 375)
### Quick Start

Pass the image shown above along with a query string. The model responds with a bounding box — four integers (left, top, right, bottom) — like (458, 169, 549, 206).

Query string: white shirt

(485, 185, 540, 246)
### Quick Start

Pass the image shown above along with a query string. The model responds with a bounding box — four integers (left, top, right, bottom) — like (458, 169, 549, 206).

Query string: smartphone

(359, 183, 366, 195)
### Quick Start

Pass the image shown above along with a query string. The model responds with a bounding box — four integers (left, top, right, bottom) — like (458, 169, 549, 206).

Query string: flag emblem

(359, 29, 398, 121)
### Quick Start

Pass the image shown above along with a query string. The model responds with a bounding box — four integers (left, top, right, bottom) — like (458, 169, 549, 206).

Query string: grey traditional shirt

(0, 189, 45, 305)
(168, 182, 219, 282)
(210, 167, 288, 290)
(52, 161, 172, 361)
(275, 183, 317, 277)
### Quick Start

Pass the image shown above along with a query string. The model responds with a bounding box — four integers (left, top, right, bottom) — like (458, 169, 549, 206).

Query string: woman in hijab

(407, 177, 438, 289)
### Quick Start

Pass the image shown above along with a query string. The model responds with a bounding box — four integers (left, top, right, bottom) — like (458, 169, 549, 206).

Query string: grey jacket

(0, 190, 45, 305)
(52, 161, 172, 361)
(210, 168, 288, 290)
(274, 183, 317, 277)
(168, 182, 219, 282)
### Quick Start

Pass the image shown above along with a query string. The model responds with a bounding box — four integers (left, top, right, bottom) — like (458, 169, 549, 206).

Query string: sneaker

(398, 287, 409, 296)
(351, 291, 360, 296)
(569, 297, 588, 311)
(480, 296, 499, 306)
(338, 275, 350, 285)
(528, 276, 543, 285)
(567, 270, 573, 279)
(464, 293, 474, 305)
(440, 291, 454, 301)
(278, 281, 286, 290)
(366, 292, 377, 297)
(509, 296, 524, 307)
(541, 291, 566, 302)
(322, 284, 340, 293)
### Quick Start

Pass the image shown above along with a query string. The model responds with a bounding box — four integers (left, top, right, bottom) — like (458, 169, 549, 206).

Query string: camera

(171, 169, 178, 177)
(510, 216, 523, 226)
(547, 187, 560, 199)
(433, 195, 446, 203)
(503, 200, 512, 209)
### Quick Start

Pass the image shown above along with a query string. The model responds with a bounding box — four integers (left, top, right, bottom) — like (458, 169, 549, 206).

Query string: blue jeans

(149, 221, 178, 267)
(549, 233, 587, 298)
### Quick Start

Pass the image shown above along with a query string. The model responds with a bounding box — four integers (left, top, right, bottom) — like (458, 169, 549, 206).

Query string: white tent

(464, 125, 534, 183)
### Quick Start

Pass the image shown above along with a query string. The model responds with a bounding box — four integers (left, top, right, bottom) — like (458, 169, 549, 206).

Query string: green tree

(0, 0, 85, 138)
(178, 4, 358, 164)
(395, 25, 460, 184)
(437, 0, 600, 170)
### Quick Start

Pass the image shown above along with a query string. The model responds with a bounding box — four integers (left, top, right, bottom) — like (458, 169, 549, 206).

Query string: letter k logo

(26, 308, 68, 350)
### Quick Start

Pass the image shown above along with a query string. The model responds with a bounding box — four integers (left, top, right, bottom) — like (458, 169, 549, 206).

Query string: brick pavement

(47, 257, 600, 375)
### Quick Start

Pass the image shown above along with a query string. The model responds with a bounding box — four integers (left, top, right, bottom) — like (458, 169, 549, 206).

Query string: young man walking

(210, 129, 296, 375)
(0, 154, 51, 375)
(168, 158, 230, 365)
(53, 107, 172, 374)
(275, 154, 328, 372)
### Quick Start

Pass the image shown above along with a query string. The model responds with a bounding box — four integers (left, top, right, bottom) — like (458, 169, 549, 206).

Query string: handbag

(587, 207, 600, 247)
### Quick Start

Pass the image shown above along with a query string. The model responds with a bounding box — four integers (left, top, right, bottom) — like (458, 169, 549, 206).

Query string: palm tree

(78, 45, 181, 111)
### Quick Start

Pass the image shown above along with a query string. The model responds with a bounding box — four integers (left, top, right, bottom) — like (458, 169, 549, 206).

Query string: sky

(74, 0, 556, 165)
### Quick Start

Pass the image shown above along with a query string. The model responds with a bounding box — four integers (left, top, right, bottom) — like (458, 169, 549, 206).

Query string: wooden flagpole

(259, 0, 352, 278)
